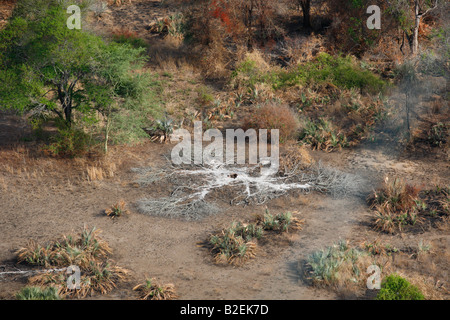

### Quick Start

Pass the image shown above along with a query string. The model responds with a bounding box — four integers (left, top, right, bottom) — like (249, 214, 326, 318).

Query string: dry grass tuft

(105, 200, 129, 219)
(133, 278, 178, 300)
(368, 177, 422, 233)
(208, 212, 304, 266)
(368, 178, 449, 233)
(17, 227, 111, 269)
(0, 176, 7, 192)
(306, 241, 373, 290)
(29, 262, 129, 299)
(86, 165, 105, 181)
(278, 145, 314, 175)
(86, 160, 116, 182)
(16, 227, 127, 298)
(209, 224, 258, 266)
(108, 0, 133, 6)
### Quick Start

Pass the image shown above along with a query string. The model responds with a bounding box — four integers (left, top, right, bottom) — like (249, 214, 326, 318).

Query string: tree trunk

(57, 84, 73, 127)
(64, 104, 72, 126)
(246, 3, 254, 48)
(104, 105, 112, 153)
(406, 91, 411, 139)
(412, 1, 420, 55)
(300, 0, 311, 29)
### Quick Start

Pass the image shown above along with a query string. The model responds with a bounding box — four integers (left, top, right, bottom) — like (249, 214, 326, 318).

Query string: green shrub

(376, 274, 425, 300)
(231, 59, 260, 88)
(232, 53, 385, 94)
(16, 286, 61, 300)
(196, 86, 215, 106)
(306, 240, 367, 286)
(44, 127, 92, 158)
(292, 53, 385, 93)
(112, 33, 148, 49)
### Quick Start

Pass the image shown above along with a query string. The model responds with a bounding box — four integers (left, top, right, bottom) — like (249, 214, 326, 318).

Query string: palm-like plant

(133, 278, 178, 300)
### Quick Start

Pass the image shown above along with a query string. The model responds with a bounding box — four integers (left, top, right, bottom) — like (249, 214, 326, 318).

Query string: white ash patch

(133, 160, 362, 220)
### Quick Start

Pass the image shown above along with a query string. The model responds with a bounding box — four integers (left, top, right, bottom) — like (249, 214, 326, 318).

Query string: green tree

(0, 0, 150, 133)
(82, 42, 150, 152)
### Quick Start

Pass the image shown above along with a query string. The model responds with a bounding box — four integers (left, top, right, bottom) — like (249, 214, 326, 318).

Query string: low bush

(153, 13, 186, 39)
(112, 29, 148, 49)
(299, 53, 386, 94)
(43, 126, 93, 158)
(29, 261, 128, 298)
(105, 200, 129, 220)
(208, 213, 304, 266)
(195, 86, 215, 107)
(368, 177, 422, 233)
(209, 222, 259, 265)
(243, 102, 300, 142)
(232, 53, 386, 94)
(369, 178, 450, 233)
(17, 227, 111, 268)
(360, 239, 398, 256)
(376, 274, 425, 300)
(427, 122, 448, 147)
(231, 222, 264, 241)
(306, 240, 370, 288)
(143, 116, 175, 143)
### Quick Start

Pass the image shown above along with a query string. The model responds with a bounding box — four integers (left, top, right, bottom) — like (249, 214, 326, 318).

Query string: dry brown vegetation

(368, 177, 449, 234)
(305, 237, 449, 300)
(104, 200, 129, 219)
(207, 212, 304, 266)
(16, 227, 129, 298)
(243, 102, 300, 142)
(133, 278, 178, 300)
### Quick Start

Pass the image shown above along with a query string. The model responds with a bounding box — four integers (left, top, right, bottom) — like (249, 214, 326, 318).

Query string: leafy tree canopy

(0, 0, 151, 128)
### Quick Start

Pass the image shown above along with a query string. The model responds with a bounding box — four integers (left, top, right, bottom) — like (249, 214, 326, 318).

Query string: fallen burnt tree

(133, 156, 363, 220)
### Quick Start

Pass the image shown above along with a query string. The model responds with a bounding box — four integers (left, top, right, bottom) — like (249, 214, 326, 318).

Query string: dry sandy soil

(0, 0, 448, 300)
(0, 107, 448, 300)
